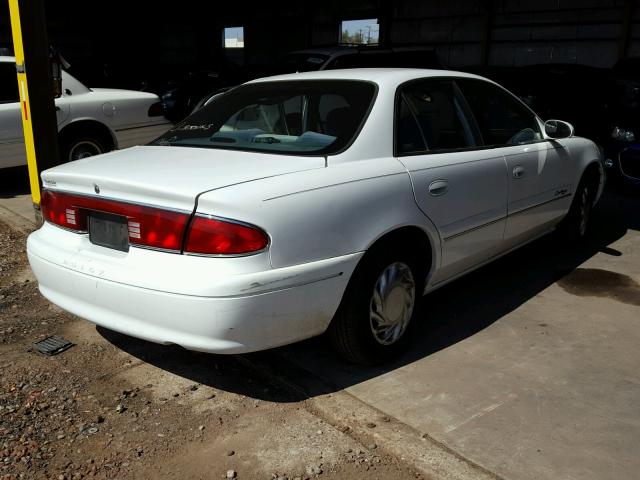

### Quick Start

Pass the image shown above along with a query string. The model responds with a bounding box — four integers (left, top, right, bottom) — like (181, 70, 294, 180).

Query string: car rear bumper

(27, 224, 361, 354)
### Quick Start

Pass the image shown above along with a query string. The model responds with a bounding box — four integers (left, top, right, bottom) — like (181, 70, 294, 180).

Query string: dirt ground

(0, 219, 421, 480)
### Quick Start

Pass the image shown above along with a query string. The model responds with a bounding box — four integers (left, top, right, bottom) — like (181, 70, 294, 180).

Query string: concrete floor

(1, 169, 639, 480)
(275, 187, 640, 480)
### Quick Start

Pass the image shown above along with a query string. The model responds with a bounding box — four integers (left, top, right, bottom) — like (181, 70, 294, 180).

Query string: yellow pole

(8, 0, 41, 206)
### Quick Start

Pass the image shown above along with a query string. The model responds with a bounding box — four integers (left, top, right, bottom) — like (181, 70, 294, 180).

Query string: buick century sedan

(27, 69, 605, 364)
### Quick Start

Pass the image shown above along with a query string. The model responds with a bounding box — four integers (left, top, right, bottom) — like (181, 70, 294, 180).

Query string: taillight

(41, 190, 189, 251)
(185, 216, 268, 255)
(41, 190, 86, 230)
(147, 101, 164, 117)
(41, 190, 269, 255)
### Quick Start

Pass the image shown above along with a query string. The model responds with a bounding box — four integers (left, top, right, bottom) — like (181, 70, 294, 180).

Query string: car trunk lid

(41, 145, 325, 212)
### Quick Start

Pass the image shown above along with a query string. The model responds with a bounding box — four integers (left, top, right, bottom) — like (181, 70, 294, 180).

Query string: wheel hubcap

(369, 262, 416, 346)
(579, 187, 591, 237)
(69, 141, 102, 161)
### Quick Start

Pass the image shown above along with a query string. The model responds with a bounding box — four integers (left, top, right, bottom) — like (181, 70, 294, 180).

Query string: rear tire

(60, 137, 106, 163)
(329, 250, 423, 365)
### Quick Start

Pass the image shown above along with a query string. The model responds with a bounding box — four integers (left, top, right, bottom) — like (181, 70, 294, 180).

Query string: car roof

(248, 68, 489, 86)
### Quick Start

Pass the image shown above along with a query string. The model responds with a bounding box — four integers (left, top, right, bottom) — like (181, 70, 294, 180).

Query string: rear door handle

(513, 166, 525, 179)
(428, 180, 449, 196)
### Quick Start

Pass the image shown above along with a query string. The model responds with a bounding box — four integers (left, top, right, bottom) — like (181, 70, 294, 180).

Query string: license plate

(88, 212, 129, 252)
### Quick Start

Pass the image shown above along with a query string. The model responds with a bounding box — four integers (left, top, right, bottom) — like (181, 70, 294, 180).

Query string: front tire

(329, 250, 423, 365)
(559, 180, 593, 241)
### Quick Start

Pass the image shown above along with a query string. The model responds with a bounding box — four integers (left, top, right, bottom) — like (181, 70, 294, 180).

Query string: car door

(395, 78, 509, 284)
(456, 78, 573, 247)
(0, 61, 26, 168)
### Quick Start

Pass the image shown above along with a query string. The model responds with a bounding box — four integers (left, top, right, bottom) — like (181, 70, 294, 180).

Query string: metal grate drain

(33, 335, 74, 356)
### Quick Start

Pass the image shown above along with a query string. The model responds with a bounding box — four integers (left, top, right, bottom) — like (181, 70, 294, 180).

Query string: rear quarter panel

(56, 94, 114, 135)
(196, 156, 442, 273)
(69, 90, 159, 128)
(58, 91, 169, 150)
(108, 95, 162, 130)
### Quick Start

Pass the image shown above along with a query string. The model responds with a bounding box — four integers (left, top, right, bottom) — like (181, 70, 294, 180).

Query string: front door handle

(513, 166, 525, 179)
(428, 180, 449, 196)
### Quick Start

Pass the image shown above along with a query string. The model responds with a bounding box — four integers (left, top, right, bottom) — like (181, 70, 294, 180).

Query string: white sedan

(27, 69, 604, 364)
(0, 56, 169, 169)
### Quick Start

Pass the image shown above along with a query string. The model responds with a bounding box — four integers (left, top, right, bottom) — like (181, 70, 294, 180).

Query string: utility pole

(7, 0, 60, 222)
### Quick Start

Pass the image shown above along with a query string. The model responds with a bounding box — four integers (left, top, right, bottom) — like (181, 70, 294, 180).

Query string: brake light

(185, 216, 268, 255)
(41, 190, 86, 230)
(41, 190, 269, 255)
(147, 101, 164, 117)
(41, 190, 189, 251)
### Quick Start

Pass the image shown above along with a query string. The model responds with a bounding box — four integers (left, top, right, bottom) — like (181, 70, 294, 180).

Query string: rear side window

(396, 97, 425, 154)
(457, 79, 543, 146)
(396, 79, 477, 154)
(0, 63, 19, 103)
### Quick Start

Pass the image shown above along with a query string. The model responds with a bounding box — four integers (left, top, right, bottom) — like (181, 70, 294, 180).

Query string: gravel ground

(0, 219, 421, 480)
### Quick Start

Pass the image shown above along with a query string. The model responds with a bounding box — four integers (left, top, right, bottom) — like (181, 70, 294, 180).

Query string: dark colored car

(608, 142, 640, 187)
(281, 46, 441, 72)
(159, 59, 247, 122)
(602, 58, 640, 186)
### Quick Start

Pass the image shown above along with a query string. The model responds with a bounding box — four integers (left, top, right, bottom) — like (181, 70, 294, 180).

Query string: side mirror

(544, 119, 574, 139)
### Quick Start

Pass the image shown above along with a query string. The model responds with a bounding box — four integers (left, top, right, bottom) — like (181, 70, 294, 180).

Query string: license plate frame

(88, 211, 130, 252)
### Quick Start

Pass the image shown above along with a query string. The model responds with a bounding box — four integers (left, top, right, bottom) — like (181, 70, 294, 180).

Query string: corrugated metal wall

(386, 0, 639, 67)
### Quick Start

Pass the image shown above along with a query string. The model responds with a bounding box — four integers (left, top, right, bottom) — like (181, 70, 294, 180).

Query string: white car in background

(27, 69, 604, 364)
(0, 56, 169, 169)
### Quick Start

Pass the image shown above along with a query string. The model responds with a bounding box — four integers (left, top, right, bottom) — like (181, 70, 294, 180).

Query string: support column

(8, 0, 60, 222)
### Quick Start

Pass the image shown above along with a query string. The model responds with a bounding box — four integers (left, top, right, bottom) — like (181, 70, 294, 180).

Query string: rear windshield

(152, 80, 377, 156)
